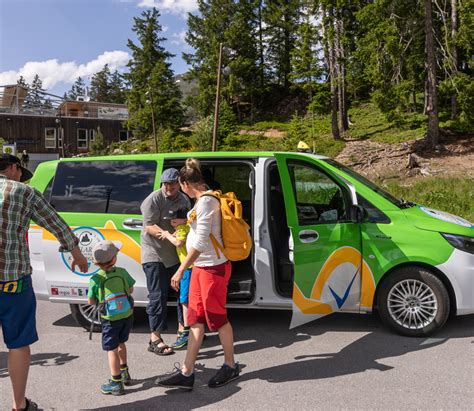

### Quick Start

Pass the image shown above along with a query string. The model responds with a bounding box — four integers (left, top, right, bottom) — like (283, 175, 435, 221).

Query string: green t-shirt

(88, 267, 136, 321)
(175, 223, 190, 264)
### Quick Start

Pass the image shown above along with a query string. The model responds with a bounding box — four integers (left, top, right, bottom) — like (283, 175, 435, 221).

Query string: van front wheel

(70, 304, 102, 332)
(377, 267, 450, 337)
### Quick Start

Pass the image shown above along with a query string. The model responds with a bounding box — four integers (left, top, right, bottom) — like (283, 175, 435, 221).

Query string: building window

(89, 129, 96, 141)
(119, 130, 129, 142)
(58, 128, 63, 148)
(77, 128, 88, 149)
(45, 127, 56, 149)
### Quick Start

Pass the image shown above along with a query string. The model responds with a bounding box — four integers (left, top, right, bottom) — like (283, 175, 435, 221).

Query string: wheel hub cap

(388, 279, 438, 330)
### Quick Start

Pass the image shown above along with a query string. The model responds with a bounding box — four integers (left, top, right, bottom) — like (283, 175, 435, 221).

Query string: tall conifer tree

(126, 8, 184, 137)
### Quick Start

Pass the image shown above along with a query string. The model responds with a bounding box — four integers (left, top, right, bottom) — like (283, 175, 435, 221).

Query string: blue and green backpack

(96, 272, 133, 321)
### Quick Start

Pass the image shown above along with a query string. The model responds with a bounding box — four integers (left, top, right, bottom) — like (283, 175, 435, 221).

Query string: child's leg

(107, 349, 120, 377)
(118, 343, 127, 366)
(182, 303, 189, 327)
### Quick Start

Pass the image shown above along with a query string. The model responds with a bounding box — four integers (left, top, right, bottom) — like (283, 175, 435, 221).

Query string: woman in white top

(158, 158, 240, 390)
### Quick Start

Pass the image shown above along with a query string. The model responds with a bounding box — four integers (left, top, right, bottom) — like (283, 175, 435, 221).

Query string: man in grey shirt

(141, 168, 190, 355)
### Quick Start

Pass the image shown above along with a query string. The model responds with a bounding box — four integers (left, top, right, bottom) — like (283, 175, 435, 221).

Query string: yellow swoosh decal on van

(293, 283, 333, 314)
(310, 246, 360, 300)
(30, 221, 141, 264)
(293, 246, 376, 315)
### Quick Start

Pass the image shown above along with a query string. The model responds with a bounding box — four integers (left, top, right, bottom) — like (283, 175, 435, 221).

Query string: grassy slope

(240, 103, 472, 221)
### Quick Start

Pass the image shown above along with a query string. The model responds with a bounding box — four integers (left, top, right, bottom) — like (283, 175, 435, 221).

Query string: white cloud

(0, 51, 130, 91)
(137, 0, 198, 16)
(170, 30, 186, 46)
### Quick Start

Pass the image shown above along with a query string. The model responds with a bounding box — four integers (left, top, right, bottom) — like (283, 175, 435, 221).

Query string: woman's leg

(182, 323, 205, 375)
(217, 321, 235, 367)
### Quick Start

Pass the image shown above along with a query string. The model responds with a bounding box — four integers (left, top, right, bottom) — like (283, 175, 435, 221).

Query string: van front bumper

(437, 249, 474, 315)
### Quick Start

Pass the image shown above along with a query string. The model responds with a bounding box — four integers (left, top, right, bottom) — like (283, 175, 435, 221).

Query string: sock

(112, 374, 122, 381)
(183, 326, 190, 331)
(120, 364, 128, 370)
(182, 370, 194, 377)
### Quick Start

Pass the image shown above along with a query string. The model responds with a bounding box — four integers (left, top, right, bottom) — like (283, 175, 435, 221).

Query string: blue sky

(0, 0, 197, 95)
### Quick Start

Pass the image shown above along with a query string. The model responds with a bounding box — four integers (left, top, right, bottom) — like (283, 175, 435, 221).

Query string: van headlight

(441, 233, 474, 254)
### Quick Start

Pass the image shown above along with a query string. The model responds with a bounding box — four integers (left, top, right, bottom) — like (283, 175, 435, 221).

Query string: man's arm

(31, 188, 88, 273)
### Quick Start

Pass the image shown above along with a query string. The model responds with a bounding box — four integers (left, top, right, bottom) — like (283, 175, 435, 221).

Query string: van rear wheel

(377, 267, 449, 337)
(70, 304, 102, 332)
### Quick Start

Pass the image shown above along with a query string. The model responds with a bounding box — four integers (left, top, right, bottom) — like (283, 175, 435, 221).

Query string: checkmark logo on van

(328, 272, 358, 309)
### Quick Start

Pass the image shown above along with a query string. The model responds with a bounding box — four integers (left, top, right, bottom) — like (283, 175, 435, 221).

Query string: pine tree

(125, 8, 184, 138)
(30, 74, 44, 107)
(108, 70, 126, 104)
(67, 77, 86, 100)
(262, 0, 300, 90)
(90, 64, 110, 102)
(290, 14, 322, 102)
(184, 0, 260, 118)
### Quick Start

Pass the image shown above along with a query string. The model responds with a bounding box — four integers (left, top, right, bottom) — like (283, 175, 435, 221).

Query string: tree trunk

(322, 5, 340, 140)
(335, 18, 349, 131)
(258, 0, 265, 90)
(424, 0, 439, 147)
(450, 0, 458, 119)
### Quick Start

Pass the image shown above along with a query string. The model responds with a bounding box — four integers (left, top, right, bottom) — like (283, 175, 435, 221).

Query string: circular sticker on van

(419, 207, 473, 228)
(61, 226, 105, 276)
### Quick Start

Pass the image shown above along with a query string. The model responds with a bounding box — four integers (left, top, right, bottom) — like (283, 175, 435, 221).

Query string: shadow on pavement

(0, 352, 79, 379)
(85, 312, 473, 410)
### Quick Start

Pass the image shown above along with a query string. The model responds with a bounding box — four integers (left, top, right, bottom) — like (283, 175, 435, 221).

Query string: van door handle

(123, 218, 143, 229)
(299, 230, 319, 243)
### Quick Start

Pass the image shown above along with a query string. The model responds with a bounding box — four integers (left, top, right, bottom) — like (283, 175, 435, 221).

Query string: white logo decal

(61, 226, 105, 276)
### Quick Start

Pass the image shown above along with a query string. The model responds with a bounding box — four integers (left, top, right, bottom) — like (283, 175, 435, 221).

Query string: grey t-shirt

(140, 189, 191, 267)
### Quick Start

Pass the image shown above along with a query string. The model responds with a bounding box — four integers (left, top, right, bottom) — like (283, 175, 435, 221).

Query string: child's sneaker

(172, 330, 189, 350)
(101, 377, 125, 395)
(120, 366, 131, 386)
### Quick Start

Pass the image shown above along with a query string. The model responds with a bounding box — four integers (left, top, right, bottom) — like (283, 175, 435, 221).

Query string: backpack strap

(199, 191, 225, 258)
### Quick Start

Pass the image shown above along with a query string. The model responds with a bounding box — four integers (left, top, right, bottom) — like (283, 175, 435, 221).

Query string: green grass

(347, 103, 427, 143)
(382, 177, 474, 222)
(239, 121, 290, 132)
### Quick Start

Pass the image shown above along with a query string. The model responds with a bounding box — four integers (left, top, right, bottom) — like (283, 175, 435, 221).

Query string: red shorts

(187, 261, 231, 332)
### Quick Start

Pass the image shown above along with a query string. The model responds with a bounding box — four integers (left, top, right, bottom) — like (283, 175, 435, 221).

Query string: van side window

(357, 194, 391, 224)
(42, 178, 53, 202)
(288, 161, 348, 225)
(50, 161, 156, 214)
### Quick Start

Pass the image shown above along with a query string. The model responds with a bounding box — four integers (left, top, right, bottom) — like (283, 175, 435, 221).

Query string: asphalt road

(1, 301, 473, 410)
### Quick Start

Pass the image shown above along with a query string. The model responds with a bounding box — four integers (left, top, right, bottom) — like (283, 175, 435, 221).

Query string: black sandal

(148, 338, 174, 356)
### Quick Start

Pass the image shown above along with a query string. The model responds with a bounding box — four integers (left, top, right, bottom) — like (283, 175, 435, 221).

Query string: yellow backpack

(190, 191, 252, 261)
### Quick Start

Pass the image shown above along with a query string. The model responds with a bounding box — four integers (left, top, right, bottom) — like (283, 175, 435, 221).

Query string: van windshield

(324, 159, 410, 208)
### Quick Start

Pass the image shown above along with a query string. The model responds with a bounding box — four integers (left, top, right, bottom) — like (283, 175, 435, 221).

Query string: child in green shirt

(159, 208, 192, 349)
(88, 240, 135, 396)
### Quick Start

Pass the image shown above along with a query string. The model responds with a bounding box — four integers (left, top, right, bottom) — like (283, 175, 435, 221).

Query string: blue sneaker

(101, 378, 125, 395)
(172, 331, 189, 350)
(120, 366, 131, 386)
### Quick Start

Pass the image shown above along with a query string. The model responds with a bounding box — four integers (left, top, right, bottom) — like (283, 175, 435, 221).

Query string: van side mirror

(350, 204, 367, 223)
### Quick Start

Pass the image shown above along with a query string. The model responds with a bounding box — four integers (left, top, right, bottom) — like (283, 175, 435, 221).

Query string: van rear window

(50, 161, 156, 214)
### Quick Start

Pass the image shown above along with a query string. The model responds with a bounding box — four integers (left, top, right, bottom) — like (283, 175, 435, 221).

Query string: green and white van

(28, 152, 474, 337)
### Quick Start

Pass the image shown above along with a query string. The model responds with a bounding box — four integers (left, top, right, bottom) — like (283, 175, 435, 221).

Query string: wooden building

(0, 85, 129, 160)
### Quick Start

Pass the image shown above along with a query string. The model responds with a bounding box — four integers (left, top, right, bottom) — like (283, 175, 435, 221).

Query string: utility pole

(212, 43, 223, 152)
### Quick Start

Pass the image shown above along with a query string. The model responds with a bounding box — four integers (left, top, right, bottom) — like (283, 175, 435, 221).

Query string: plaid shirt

(0, 175, 78, 281)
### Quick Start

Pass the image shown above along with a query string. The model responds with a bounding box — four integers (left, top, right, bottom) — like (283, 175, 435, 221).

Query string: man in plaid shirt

(0, 154, 88, 411)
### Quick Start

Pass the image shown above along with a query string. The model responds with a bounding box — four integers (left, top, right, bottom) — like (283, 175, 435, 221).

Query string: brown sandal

(148, 338, 174, 356)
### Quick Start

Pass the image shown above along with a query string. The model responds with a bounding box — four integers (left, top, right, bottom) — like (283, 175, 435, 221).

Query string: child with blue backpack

(88, 240, 135, 396)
